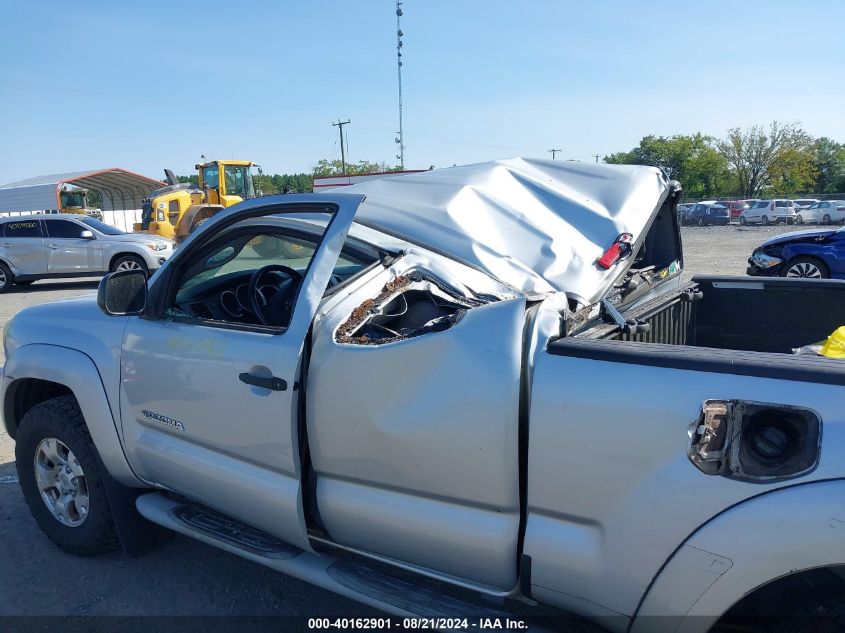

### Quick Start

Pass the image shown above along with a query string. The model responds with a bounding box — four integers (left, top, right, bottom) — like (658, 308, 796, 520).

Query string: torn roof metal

(344, 157, 672, 305)
(0, 168, 163, 213)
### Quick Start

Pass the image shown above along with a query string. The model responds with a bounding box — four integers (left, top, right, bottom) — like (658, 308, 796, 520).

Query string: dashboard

(174, 264, 365, 326)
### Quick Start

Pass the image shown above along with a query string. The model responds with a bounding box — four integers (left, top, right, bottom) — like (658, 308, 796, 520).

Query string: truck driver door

(118, 196, 362, 551)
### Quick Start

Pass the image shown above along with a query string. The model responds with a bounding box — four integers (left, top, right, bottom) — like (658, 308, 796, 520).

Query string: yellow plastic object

(820, 326, 845, 358)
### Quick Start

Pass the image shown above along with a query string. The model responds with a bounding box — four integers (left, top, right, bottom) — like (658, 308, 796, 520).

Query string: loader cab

(59, 189, 86, 212)
(198, 160, 257, 207)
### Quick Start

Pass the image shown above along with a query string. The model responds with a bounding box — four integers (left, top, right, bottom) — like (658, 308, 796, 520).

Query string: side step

(135, 493, 554, 625)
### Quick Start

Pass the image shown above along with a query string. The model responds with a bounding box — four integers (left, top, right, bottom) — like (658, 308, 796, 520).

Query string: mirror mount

(98, 270, 148, 316)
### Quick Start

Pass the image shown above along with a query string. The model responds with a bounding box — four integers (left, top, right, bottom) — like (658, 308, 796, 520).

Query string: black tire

(796, 215, 803, 224)
(0, 261, 12, 293)
(762, 215, 770, 225)
(15, 395, 119, 556)
(823, 214, 831, 225)
(111, 254, 149, 276)
(698, 217, 704, 226)
(779, 256, 830, 279)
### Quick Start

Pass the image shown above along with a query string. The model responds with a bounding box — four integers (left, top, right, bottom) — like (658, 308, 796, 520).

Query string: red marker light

(596, 233, 633, 269)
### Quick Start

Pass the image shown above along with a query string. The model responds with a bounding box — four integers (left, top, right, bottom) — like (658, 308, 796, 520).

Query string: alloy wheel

(33, 438, 89, 527)
(0, 267, 6, 289)
(786, 262, 822, 279)
(116, 260, 142, 272)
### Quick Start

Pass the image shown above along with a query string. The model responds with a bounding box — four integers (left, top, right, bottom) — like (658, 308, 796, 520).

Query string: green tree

(813, 137, 845, 193)
(769, 146, 818, 196)
(312, 159, 401, 177)
(605, 134, 732, 198)
(716, 122, 814, 197)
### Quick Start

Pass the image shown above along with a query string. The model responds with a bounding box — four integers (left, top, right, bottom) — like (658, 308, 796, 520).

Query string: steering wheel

(248, 264, 303, 327)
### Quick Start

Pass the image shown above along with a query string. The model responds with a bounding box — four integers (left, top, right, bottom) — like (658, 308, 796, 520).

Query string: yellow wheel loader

(59, 186, 103, 220)
(136, 160, 260, 243)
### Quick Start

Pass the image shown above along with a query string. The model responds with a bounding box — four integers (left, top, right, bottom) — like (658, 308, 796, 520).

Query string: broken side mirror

(98, 269, 147, 316)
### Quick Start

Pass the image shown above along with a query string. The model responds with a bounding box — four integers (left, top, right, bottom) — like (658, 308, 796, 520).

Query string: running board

(135, 492, 556, 626)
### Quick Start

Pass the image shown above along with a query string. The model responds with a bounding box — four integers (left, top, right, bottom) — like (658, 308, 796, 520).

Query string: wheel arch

(779, 250, 832, 275)
(2, 344, 142, 487)
(631, 480, 845, 633)
(108, 251, 147, 271)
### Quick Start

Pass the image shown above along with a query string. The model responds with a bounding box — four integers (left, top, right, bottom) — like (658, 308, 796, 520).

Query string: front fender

(631, 480, 845, 633)
(2, 344, 142, 487)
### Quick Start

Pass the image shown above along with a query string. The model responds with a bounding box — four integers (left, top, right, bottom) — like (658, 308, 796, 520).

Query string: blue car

(747, 226, 845, 279)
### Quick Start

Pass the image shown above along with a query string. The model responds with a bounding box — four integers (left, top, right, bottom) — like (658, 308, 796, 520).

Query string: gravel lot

(0, 223, 823, 627)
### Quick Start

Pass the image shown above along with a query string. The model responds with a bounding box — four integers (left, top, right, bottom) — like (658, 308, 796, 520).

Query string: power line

(332, 119, 351, 175)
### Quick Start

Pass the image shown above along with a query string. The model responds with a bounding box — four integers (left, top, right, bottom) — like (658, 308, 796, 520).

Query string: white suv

(739, 199, 797, 225)
(0, 214, 173, 293)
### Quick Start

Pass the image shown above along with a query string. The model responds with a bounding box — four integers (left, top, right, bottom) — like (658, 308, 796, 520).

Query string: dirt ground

(0, 223, 823, 626)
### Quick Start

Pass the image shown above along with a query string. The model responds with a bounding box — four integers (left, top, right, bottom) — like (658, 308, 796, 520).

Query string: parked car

(739, 199, 797, 225)
(716, 200, 749, 220)
(747, 225, 845, 278)
(685, 202, 730, 225)
(0, 214, 173, 293)
(4, 160, 845, 633)
(793, 198, 819, 211)
(677, 202, 695, 223)
(796, 200, 845, 225)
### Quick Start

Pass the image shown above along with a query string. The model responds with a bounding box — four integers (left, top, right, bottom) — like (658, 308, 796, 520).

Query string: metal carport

(0, 168, 163, 232)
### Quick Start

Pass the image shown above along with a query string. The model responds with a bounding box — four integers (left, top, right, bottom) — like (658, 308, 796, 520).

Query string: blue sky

(2, 0, 844, 182)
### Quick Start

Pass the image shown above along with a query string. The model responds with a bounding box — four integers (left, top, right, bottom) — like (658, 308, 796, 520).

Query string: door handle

(239, 372, 287, 391)
(48, 244, 58, 250)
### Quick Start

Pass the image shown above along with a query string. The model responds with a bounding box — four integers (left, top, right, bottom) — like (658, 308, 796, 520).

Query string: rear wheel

(780, 256, 829, 279)
(0, 261, 12, 293)
(697, 217, 704, 226)
(111, 255, 149, 276)
(15, 395, 119, 555)
(823, 214, 831, 225)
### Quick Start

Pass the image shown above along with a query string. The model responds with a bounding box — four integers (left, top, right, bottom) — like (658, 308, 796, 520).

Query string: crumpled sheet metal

(347, 157, 670, 306)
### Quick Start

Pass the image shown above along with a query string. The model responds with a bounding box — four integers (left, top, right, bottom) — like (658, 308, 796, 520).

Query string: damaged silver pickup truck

(3, 159, 845, 632)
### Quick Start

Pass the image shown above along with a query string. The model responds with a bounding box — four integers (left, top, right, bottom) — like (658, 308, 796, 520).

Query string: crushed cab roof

(346, 158, 672, 305)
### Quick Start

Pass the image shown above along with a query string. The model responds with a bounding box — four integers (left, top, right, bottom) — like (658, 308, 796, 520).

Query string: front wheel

(15, 395, 119, 555)
(762, 215, 770, 225)
(780, 256, 830, 279)
(795, 215, 803, 224)
(111, 255, 149, 276)
(0, 261, 12, 294)
(823, 214, 831, 225)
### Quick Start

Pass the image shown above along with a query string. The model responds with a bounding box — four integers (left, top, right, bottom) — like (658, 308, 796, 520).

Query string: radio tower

(395, 1, 405, 169)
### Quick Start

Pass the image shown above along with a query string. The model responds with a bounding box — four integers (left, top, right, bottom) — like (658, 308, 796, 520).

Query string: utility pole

(395, 1, 406, 169)
(548, 149, 562, 160)
(593, 154, 601, 163)
(332, 119, 351, 175)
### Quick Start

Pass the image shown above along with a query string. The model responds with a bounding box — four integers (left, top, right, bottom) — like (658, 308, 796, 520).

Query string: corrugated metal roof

(0, 168, 163, 212)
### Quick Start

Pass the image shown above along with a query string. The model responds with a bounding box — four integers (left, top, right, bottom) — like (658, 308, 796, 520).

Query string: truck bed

(555, 275, 845, 386)
(577, 276, 845, 354)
